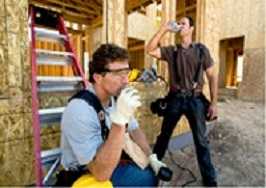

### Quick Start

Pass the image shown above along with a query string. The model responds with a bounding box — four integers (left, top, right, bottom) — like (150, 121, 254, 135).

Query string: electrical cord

(167, 149, 197, 187)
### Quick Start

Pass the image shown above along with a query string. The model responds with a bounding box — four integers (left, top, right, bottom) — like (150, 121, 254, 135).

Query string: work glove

(110, 87, 141, 126)
(149, 154, 167, 175)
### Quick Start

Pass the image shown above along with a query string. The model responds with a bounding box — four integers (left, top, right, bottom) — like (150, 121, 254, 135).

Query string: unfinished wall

(0, 0, 36, 185)
(202, 0, 265, 102)
(0, 0, 65, 185)
(128, 10, 158, 69)
(128, 12, 157, 41)
(102, 0, 127, 47)
(132, 81, 167, 143)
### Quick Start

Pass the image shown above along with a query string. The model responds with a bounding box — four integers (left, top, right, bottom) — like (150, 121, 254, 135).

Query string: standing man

(60, 44, 168, 187)
(146, 16, 218, 186)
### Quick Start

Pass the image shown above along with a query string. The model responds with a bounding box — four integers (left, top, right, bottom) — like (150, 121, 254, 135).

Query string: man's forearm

(89, 125, 125, 181)
(130, 128, 152, 156)
(209, 74, 218, 104)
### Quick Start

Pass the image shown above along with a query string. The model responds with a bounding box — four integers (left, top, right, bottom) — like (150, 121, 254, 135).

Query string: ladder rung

(35, 27, 66, 42)
(38, 83, 81, 93)
(39, 107, 65, 115)
(39, 107, 65, 124)
(36, 49, 73, 57)
(37, 55, 72, 66)
(40, 113, 62, 125)
(37, 76, 82, 82)
(41, 148, 61, 164)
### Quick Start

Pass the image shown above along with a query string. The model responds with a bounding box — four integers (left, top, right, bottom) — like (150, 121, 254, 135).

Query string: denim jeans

(111, 162, 158, 187)
(153, 94, 217, 185)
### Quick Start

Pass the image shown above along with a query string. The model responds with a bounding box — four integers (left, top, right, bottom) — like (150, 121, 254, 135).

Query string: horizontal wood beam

(30, 0, 162, 27)
(33, 0, 98, 16)
(128, 0, 161, 13)
(89, 16, 102, 28)
(29, 1, 94, 25)
(176, 4, 197, 16)
(68, 0, 102, 16)
(63, 14, 91, 25)
(128, 44, 144, 51)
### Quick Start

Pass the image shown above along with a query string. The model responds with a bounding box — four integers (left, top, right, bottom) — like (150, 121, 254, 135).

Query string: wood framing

(29, 0, 161, 26)
(102, 0, 127, 47)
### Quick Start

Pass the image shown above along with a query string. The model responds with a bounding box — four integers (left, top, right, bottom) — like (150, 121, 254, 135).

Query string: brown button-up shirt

(160, 43, 214, 92)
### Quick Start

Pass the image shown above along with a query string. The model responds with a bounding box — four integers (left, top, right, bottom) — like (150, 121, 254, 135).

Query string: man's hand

(110, 87, 141, 126)
(159, 20, 173, 33)
(149, 154, 167, 175)
(207, 103, 218, 121)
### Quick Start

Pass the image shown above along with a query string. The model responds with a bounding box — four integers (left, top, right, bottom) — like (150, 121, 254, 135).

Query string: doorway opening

(219, 36, 245, 97)
(128, 37, 145, 70)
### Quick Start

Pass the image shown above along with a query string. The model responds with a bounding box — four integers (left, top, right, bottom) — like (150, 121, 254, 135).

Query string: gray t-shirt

(60, 88, 139, 170)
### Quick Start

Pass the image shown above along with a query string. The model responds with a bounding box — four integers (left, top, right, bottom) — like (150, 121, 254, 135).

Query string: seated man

(59, 43, 166, 187)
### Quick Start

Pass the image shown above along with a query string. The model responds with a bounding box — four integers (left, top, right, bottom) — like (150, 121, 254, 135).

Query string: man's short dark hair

(89, 43, 129, 83)
(185, 16, 194, 27)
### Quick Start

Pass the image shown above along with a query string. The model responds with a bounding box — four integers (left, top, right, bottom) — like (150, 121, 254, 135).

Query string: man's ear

(93, 73, 103, 84)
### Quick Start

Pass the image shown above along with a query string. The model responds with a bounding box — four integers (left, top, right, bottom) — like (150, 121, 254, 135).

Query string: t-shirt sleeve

(61, 99, 103, 165)
(127, 118, 139, 132)
(202, 45, 214, 70)
(160, 45, 175, 63)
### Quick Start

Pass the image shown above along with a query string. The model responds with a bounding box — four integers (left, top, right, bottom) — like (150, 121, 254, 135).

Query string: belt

(119, 159, 132, 165)
(170, 90, 201, 98)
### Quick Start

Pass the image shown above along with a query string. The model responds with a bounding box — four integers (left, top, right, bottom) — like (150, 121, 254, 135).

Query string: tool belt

(150, 89, 214, 121)
(55, 153, 133, 187)
(55, 168, 87, 187)
(119, 159, 132, 166)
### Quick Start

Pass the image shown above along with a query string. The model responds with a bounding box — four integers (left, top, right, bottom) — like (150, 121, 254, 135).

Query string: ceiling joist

(29, 0, 161, 26)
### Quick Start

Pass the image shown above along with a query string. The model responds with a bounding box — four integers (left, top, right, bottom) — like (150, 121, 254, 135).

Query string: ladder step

(39, 107, 65, 115)
(37, 76, 82, 82)
(37, 76, 83, 92)
(38, 83, 82, 92)
(36, 49, 73, 57)
(39, 107, 65, 124)
(41, 148, 61, 165)
(37, 54, 72, 66)
(35, 27, 66, 42)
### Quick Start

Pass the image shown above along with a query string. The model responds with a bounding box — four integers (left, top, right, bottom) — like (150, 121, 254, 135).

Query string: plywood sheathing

(202, 0, 265, 101)
(102, 0, 127, 47)
(0, 0, 37, 185)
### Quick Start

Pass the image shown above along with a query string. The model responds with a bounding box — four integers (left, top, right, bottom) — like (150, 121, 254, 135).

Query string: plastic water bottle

(168, 21, 181, 32)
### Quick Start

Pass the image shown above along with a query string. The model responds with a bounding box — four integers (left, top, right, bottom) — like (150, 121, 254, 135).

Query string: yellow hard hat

(72, 174, 113, 188)
(128, 68, 140, 82)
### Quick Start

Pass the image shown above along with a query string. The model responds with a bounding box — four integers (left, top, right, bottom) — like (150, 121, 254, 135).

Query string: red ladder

(29, 6, 88, 186)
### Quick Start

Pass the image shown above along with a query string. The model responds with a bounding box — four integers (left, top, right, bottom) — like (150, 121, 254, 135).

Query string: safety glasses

(101, 68, 131, 77)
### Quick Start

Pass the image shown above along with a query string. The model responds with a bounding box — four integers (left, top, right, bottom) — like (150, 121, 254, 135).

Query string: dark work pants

(153, 94, 217, 186)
